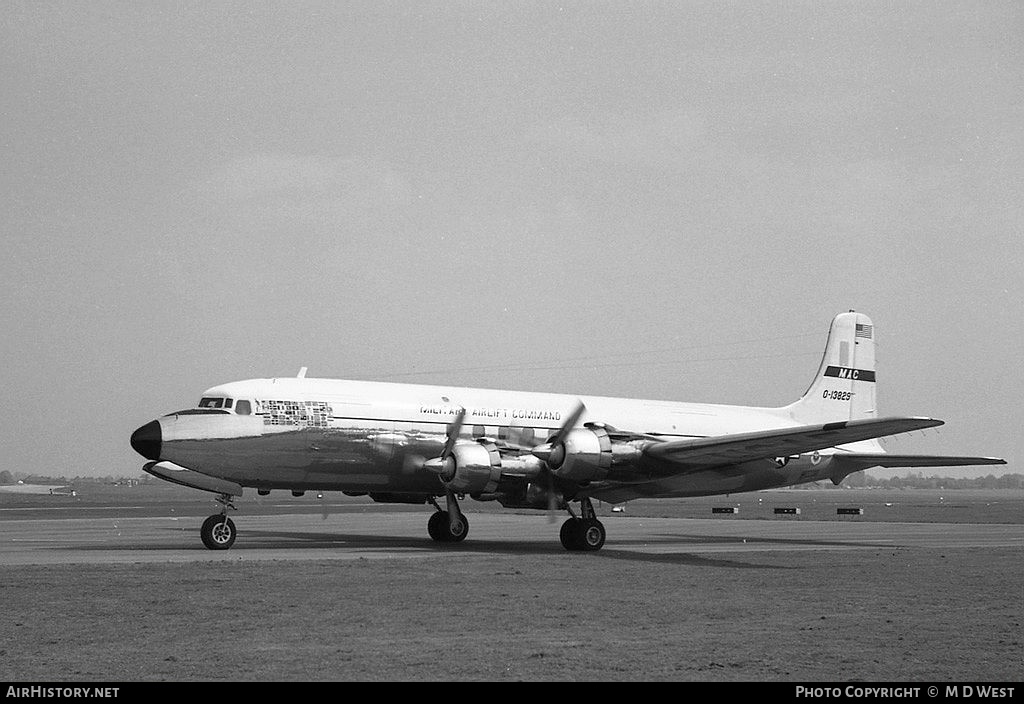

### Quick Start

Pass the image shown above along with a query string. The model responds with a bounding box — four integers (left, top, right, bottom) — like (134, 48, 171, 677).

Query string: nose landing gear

(200, 493, 237, 550)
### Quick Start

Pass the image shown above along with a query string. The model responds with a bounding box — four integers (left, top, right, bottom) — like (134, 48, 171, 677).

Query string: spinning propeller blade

(440, 407, 466, 460)
(531, 401, 586, 468)
(424, 407, 466, 480)
(530, 401, 585, 521)
(549, 402, 586, 448)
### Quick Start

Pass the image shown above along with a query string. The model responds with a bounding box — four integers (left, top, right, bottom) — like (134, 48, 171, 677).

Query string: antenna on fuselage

(297, 367, 307, 378)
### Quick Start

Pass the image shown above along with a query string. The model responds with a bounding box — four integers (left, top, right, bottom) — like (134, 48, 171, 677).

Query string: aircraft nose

(130, 421, 161, 460)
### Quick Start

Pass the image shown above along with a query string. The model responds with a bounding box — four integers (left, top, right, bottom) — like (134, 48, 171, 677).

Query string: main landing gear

(559, 496, 606, 551)
(423, 493, 607, 551)
(200, 493, 237, 550)
(427, 491, 469, 543)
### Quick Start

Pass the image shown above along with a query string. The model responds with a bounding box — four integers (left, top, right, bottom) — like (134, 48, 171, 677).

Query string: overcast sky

(2, 1, 1021, 479)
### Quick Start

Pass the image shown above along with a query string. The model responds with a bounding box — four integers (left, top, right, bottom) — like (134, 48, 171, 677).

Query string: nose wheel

(201, 493, 237, 550)
(201, 515, 237, 550)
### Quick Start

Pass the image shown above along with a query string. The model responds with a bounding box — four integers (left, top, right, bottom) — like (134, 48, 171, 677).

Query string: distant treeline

(0, 471, 143, 486)
(849, 472, 1024, 490)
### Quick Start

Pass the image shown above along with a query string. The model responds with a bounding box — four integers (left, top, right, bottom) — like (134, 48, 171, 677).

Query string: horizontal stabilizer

(642, 416, 944, 470)
(830, 453, 1007, 471)
(826, 452, 1006, 486)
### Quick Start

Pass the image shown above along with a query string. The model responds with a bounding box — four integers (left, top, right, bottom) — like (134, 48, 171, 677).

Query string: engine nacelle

(540, 427, 611, 483)
(440, 440, 503, 494)
(536, 427, 641, 483)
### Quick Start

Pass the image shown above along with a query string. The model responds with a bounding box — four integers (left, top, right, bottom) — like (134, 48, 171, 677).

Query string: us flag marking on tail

(855, 324, 873, 339)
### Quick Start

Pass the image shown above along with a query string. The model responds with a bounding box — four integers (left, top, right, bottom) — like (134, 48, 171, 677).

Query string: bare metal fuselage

(144, 377, 841, 504)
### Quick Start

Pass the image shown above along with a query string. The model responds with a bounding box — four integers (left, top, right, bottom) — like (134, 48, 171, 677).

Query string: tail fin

(783, 311, 878, 424)
(781, 311, 1008, 475)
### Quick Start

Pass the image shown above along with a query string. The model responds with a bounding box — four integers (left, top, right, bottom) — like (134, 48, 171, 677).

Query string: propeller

(423, 406, 467, 481)
(402, 452, 427, 474)
(537, 463, 560, 522)
(530, 401, 586, 521)
(531, 401, 586, 469)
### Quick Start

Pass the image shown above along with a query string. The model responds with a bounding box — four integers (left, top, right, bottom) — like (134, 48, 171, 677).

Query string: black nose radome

(130, 421, 161, 460)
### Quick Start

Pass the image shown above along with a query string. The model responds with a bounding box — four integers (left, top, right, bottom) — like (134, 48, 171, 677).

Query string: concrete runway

(2, 504, 1023, 565)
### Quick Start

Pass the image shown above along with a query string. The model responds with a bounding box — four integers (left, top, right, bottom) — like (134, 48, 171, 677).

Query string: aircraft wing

(641, 416, 946, 471)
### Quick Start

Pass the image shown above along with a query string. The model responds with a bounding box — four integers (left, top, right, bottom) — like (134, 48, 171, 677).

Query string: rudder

(783, 311, 878, 424)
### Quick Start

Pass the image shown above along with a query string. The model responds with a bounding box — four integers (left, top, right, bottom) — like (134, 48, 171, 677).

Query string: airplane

(0, 481, 75, 496)
(130, 311, 1006, 552)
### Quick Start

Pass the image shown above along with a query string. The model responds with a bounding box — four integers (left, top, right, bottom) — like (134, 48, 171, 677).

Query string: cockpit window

(236, 400, 251, 415)
(198, 397, 224, 408)
(224, 398, 233, 409)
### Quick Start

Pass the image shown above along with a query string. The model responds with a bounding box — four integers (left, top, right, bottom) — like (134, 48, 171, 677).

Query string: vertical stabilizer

(783, 311, 878, 424)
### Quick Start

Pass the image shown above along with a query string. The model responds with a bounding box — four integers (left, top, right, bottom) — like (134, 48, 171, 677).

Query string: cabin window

(472, 425, 485, 438)
(198, 397, 224, 408)
(236, 400, 252, 415)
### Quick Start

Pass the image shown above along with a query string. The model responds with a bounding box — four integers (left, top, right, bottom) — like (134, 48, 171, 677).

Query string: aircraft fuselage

(134, 377, 836, 503)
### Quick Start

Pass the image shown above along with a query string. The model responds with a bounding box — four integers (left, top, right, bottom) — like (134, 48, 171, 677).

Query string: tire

(200, 515, 236, 550)
(427, 511, 447, 542)
(560, 518, 605, 551)
(428, 511, 469, 542)
(560, 518, 583, 551)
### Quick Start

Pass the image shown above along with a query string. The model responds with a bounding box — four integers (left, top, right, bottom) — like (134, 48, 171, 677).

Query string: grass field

(1, 546, 1020, 681)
